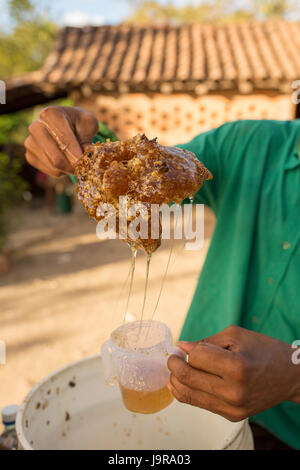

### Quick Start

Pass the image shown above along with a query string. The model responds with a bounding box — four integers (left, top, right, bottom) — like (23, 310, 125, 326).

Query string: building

(3, 21, 300, 145)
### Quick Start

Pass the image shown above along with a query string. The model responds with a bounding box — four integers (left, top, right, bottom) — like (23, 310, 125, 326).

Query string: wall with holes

(76, 92, 295, 145)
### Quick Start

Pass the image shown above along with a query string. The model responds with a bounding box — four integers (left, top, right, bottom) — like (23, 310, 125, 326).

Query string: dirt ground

(0, 202, 215, 426)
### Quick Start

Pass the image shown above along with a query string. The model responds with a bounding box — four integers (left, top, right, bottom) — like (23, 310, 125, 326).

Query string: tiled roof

(40, 21, 300, 93)
(3, 21, 300, 114)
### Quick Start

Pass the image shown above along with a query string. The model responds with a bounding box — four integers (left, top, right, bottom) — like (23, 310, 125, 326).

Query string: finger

(177, 341, 198, 354)
(73, 107, 99, 143)
(167, 355, 224, 396)
(82, 143, 95, 152)
(26, 149, 61, 178)
(25, 136, 61, 175)
(168, 376, 246, 422)
(26, 132, 71, 174)
(28, 122, 74, 174)
(178, 341, 234, 378)
(178, 326, 244, 353)
(25, 136, 61, 176)
(203, 326, 245, 352)
(178, 337, 232, 354)
(39, 107, 83, 164)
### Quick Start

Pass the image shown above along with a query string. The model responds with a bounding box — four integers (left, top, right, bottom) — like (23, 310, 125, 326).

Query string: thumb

(177, 333, 231, 354)
(177, 340, 200, 354)
(82, 143, 95, 152)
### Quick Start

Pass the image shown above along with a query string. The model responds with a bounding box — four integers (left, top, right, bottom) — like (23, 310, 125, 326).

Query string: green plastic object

(69, 174, 77, 184)
(56, 193, 72, 214)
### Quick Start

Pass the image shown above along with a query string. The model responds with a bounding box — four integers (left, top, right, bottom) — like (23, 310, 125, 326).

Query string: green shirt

(177, 120, 300, 449)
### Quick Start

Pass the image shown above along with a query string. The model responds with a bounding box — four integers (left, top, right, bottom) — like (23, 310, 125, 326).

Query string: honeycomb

(74, 134, 212, 253)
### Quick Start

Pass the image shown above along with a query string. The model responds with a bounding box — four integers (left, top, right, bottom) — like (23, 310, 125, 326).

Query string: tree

(0, 0, 58, 145)
(0, 152, 27, 249)
(126, 2, 213, 23)
(126, 1, 254, 24)
(0, 0, 57, 79)
(254, 0, 292, 18)
(126, 0, 297, 24)
(7, 0, 34, 23)
(0, 1, 58, 249)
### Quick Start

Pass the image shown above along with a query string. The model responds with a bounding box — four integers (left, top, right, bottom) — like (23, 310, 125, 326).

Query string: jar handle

(101, 340, 118, 386)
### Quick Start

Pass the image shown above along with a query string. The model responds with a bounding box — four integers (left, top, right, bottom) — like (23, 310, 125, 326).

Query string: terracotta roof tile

(77, 27, 107, 84)
(216, 27, 237, 81)
(190, 25, 205, 81)
(162, 26, 177, 80)
(239, 24, 265, 80)
(251, 22, 282, 79)
(132, 28, 153, 82)
(204, 25, 223, 81)
(147, 27, 166, 81)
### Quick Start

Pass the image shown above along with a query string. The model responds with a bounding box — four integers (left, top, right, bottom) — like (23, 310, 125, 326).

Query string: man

(25, 106, 300, 450)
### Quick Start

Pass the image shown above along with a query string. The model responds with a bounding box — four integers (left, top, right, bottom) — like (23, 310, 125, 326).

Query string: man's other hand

(25, 106, 98, 177)
(168, 326, 300, 421)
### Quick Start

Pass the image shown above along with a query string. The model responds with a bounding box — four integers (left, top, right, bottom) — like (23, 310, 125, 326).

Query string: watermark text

(96, 198, 204, 251)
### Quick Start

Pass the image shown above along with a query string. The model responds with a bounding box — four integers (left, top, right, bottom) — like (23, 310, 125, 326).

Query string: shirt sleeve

(175, 126, 225, 212)
(93, 121, 119, 143)
(176, 120, 271, 213)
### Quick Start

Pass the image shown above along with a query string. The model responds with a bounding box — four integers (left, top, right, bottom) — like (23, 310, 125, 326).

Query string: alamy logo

(0, 340, 6, 365)
(0, 81, 6, 104)
(96, 199, 205, 251)
(292, 81, 300, 105)
(291, 340, 300, 365)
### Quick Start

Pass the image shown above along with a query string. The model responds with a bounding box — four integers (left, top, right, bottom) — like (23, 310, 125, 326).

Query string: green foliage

(254, 0, 292, 18)
(0, 1, 70, 247)
(127, 1, 213, 23)
(0, 20, 57, 79)
(0, 152, 27, 248)
(0, 0, 57, 79)
(0, 110, 33, 146)
(126, 0, 297, 24)
(8, 0, 34, 23)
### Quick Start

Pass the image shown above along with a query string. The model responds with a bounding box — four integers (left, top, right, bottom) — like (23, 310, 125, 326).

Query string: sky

(1, 0, 210, 28)
(1, 0, 300, 29)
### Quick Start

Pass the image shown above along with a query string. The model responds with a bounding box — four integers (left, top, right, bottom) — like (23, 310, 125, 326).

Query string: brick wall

(76, 91, 295, 145)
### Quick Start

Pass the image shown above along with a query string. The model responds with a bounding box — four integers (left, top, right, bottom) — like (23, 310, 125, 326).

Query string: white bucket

(16, 355, 253, 450)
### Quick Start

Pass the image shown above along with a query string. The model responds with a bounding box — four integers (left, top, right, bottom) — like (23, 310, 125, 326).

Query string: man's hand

(25, 106, 98, 177)
(167, 326, 300, 422)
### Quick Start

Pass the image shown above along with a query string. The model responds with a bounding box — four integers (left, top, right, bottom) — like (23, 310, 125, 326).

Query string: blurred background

(1, 0, 300, 418)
